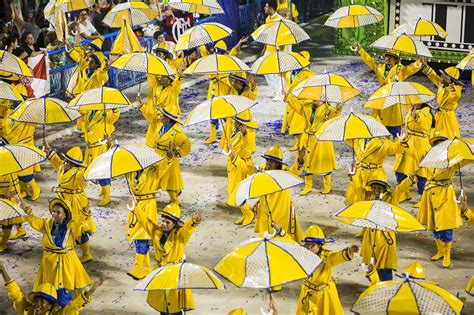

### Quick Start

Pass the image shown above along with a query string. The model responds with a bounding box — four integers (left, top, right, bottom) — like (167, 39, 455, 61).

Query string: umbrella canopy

(103, 2, 158, 28)
(110, 20, 144, 55)
(324, 5, 383, 28)
(84, 144, 163, 180)
(290, 73, 360, 103)
(419, 138, 474, 169)
(184, 54, 250, 75)
(135, 262, 222, 291)
(68, 87, 132, 111)
(56, 0, 94, 12)
(251, 51, 310, 75)
(175, 22, 232, 51)
(392, 17, 447, 38)
(214, 236, 322, 289)
(111, 52, 175, 76)
(251, 19, 310, 46)
(352, 278, 464, 315)
(185, 95, 257, 126)
(0, 144, 46, 176)
(0, 51, 33, 77)
(370, 34, 433, 58)
(456, 48, 474, 70)
(169, 0, 224, 15)
(335, 200, 424, 232)
(231, 170, 304, 207)
(0, 199, 23, 222)
(9, 97, 81, 125)
(364, 82, 435, 110)
(0, 81, 24, 102)
(316, 112, 391, 141)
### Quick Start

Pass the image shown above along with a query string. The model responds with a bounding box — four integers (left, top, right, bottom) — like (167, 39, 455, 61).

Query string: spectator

(14, 31, 47, 61)
(3, 33, 19, 52)
(277, 0, 299, 23)
(91, 0, 111, 49)
(163, 8, 194, 43)
(78, 10, 102, 40)
(12, 6, 43, 44)
(46, 31, 66, 68)
(66, 21, 81, 48)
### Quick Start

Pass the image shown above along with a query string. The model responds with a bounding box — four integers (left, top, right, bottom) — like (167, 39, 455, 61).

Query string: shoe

(9, 225, 26, 240)
(442, 242, 451, 268)
(300, 176, 313, 196)
(29, 179, 41, 201)
(0, 229, 11, 253)
(430, 239, 444, 261)
(79, 242, 93, 263)
(98, 185, 111, 207)
(203, 124, 217, 145)
(127, 253, 148, 280)
(321, 175, 332, 194)
(235, 204, 254, 227)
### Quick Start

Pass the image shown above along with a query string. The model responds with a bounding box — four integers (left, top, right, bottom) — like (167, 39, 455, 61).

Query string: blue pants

(98, 179, 111, 187)
(377, 268, 393, 281)
(134, 240, 150, 254)
(76, 232, 90, 245)
(432, 229, 453, 243)
(18, 175, 33, 183)
(395, 172, 426, 194)
(160, 312, 182, 315)
(301, 171, 332, 177)
(56, 289, 72, 308)
(386, 126, 401, 138)
(210, 119, 219, 129)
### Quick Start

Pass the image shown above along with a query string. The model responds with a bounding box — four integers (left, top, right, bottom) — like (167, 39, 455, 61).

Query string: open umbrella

(110, 20, 144, 55)
(9, 97, 81, 139)
(56, 0, 94, 12)
(84, 143, 163, 181)
(184, 54, 250, 75)
(290, 73, 360, 103)
(0, 199, 23, 222)
(251, 51, 310, 75)
(392, 17, 447, 38)
(169, 0, 224, 15)
(456, 48, 474, 86)
(364, 82, 435, 110)
(324, 4, 383, 28)
(352, 278, 464, 314)
(0, 144, 46, 176)
(0, 51, 33, 78)
(370, 34, 433, 58)
(336, 200, 424, 232)
(0, 81, 24, 102)
(103, 2, 158, 28)
(251, 19, 310, 47)
(175, 22, 232, 51)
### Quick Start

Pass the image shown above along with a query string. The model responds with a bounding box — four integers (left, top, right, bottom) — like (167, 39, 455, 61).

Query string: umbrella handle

(456, 189, 465, 203)
(349, 165, 356, 175)
(349, 46, 358, 52)
(98, 138, 108, 146)
(126, 195, 137, 211)
(396, 130, 406, 140)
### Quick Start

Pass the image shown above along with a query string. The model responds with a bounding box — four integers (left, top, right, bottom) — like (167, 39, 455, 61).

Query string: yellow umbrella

(324, 5, 383, 28)
(214, 235, 322, 288)
(84, 143, 163, 181)
(56, 0, 94, 12)
(352, 278, 464, 314)
(175, 22, 233, 51)
(135, 262, 222, 291)
(230, 170, 304, 207)
(0, 51, 33, 78)
(419, 138, 474, 169)
(0, 81, 24, 102)
(251, 19, 310, 46)
(290, 73, 360, 103)
(68, 87, 132, 111)
(169, 0, 224, 15)
(392, 17, 447, 38)
(185, 95, 257, 126)
(370, 34, 433, 58)
(184, 54, 250, 75)
(364, 82, 435, 110)
(456, 48, 474, 86)
(0, 199, 23, 223)
(110, 20, 144, 55)
(0, 144, 46, 176)
(103, 2, 158, 28)
(251, 51, 309, 75)
(336, 200, 424, 232)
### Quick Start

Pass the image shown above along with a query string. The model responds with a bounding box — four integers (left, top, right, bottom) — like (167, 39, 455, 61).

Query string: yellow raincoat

(153, 123, 191, 192)
(83, 109, 120, 165)
(0, 174, 23, 226)
(47, 150, 96, 233)
(125, 166, 160, 241)
(146, 219, 198, 313)
(138, 101, 161, 148)
(205, 46, 240, 99)
(463, 208, 474, 225)
(423, 66, 462, 139)
(154, 76, 183, 114)
(67, 46, 108, 96)
(296, 247, 354, 315)
(358, 47, 423, 126)
(0, 106, 10, 138)
(145, 74, 163, 109)
(25, 215, 92, 292)
(299, 103, 341, 174)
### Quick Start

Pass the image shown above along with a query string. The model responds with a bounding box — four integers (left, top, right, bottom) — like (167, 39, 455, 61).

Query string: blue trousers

(75, 232, 90, 245)
(134, 240, 150, 254)
(432, 229, 453, 243)
(18, 175, 33, 182)
(98, 179, 111, 187)
(377, 268, 393, 281)
(210, 119, 219, 129)
(56, 289, 72, 308)
(386, 126, 402, 138)
(160, 312, 182, 315)
(395, 172, 426, 194)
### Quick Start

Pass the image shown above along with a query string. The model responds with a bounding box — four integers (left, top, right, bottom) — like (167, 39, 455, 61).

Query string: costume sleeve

(179, 218, 197, 245)
(5, 280, 29, 313)
(391, 176, 416, 206)
(62, 292, 92, 314)
(229, 46, 240, 57)
(138, 101, 158, 124)
(357, 47, 378, 73)
(175, 131, 191, 158)
(25, 215, 45, 233)
(94, 68, 109, 85)
(401, 59, 423, 79)
(47, 150, 63, 171)
(172, 75, 183, 94)
(68, 45, 87, 63)
(326, 247, 354, 268)
(365, 269, 380, 286)
(422, 65, 441, 86)
(463, 208, 474, 225)
(386, 138, 405, 155)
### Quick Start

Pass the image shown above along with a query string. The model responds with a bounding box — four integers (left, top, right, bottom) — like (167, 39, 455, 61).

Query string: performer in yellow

(460, 194, 474, 295)
(393, 103, 433, 201)
(144, 204, 202, 313)
(154, 64, 185, 113)
(17, 198, 92, 307)
(0, 261, 104, 314)
(223, 111, 258, 226)
(355, 42, 423, 136)
(153, 104, 191, 205)
(416, 136, 463, 268)
(0, 174, 22, 252)
(124, 164, 160, 280)
(296, 101, 342, 195)
(295, 225, 358, 315)
(83, 108, 120, 206)
(277, 0, 299, 22)
(43, 141, 96, 263)
(282, 51, 314, 151)
(421, 62, 463, 139)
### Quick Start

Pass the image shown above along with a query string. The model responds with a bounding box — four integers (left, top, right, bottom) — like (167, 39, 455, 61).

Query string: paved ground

(1, 14, 474, 314)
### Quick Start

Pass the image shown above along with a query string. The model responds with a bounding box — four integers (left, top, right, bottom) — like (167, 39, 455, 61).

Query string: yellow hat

(229, 72, 248, 85)
(159, 203, 183, 224)
(228, 309, 246, 315)
(367, 178, 390, 190)
(158, 104, 183, 125)
(234, 110, 258, 129)
(62, 146, 84, 166)
(399, 261, 426, 280)
(29, 283, 58, 304)
(299, 50, 310, 61)
(215, 40, 228, 54)
(88, 38, 104, 51)
(49, 198, 72, 221)
(304, 225, 332, 243)
(154, 41, 175, 58)
(429, 135, 448, 146)
(262, 144, 285, 164)
(383, 50, 400, 59)
(440, 66, 464, 86)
